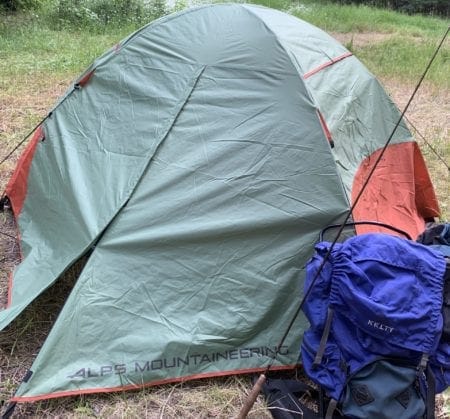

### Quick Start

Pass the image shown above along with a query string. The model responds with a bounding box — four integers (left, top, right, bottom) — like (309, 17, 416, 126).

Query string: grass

(357, 36, 449, 86)
(286, 1, 450, 85)
(412, 120, 450, 219)
(289, 0, 448, 34)
(1, 2, 448, 86)
(0, 0, 449, 417)
(0, 19, 126, 79)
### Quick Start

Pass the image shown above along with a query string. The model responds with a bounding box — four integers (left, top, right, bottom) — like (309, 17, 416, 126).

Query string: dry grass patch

(5, 376, 272, 418)
(0, 211, 18, 309)
(0, 74, 73, 183)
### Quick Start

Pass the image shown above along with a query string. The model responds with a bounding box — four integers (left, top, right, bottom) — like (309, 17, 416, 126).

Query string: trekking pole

(237, 24, 450, 418)
(236, 374, 267, 419)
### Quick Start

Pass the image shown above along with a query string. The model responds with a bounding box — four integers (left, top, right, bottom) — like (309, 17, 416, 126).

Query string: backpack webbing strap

(417, 353, 435, 419)
(325, 398, 338, 419)
(313, 308, 334, 367)
(319, 386, 326, 418)
(426, 365, 436, 419)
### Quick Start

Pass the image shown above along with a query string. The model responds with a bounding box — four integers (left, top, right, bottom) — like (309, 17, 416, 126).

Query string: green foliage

(390, 0, 449, 15)
(289, 1, 448, 33)
(250, 0, 293, 10)
(357, 36, 450, 87)
(0, 0, 47, 11)
(312, 0, 449, 17)
(46, 0, 168, 31)
(286, 1, 449, 86)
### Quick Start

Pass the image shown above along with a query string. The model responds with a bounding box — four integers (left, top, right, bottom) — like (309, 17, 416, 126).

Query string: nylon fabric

(352, 142, 440, 239)
(303, 56, 412, 198)
(0, 55, 204, 330)
(341, 360, 426, 419)
(302, 234, 446, 400)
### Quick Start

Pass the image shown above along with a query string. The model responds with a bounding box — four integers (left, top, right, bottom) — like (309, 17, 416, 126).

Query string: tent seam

(241, 6, 331, 136)
(1, 65, 207, 332)
(241, 7, 352, 213)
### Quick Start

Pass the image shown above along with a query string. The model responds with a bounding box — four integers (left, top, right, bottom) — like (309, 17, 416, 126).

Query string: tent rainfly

(0, 3, 439, 403)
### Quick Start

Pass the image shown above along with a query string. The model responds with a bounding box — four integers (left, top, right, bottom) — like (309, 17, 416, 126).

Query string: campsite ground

(0, 4, 449, 418)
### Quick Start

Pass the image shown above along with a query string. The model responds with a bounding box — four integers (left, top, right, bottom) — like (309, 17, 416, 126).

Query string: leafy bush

(390, 0, 449, 15)
(330, 0, 449, 16)
(0, 0, 46, 11)
(48, 0, 168, 30)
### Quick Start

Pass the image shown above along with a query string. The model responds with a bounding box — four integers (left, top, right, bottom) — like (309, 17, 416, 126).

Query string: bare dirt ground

(0, 35, 449, 418)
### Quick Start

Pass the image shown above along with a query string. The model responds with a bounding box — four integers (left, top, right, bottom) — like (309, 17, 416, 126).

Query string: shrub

(331, 0, 449, 16)
(48, 0, 168, 30)
(0, 0, 45, 11)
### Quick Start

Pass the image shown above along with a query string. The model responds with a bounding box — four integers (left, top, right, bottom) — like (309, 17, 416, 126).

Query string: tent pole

(237, 374, 266, 419)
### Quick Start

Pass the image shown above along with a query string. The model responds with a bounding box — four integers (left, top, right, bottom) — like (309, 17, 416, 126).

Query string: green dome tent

(0, 3, 439, 403)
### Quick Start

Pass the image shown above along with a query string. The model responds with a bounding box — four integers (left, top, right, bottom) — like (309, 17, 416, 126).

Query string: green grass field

(0, 1, 449, 417)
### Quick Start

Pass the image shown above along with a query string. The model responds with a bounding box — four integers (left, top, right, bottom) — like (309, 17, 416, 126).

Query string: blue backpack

(301, 233, 449, 419)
